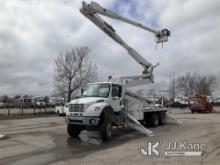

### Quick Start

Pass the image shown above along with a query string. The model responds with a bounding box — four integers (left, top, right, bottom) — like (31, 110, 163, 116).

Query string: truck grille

(69, 104, 84, 112)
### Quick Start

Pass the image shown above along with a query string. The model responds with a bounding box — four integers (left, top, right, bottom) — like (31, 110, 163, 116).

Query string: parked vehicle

(49, 97, 65, 107)
(55, 104, 68, 116)
(0, 102, 5, 109)
(171, 101, 188, 109)
(35, 101, 46, 108)
(189, 95, 214, 113)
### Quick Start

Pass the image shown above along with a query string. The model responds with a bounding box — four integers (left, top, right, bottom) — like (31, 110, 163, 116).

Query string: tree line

(169, 72, 217, 98)
(0, 95, 49, 104)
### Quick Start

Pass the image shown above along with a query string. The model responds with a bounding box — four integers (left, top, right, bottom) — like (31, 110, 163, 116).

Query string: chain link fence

(0, 106, 56, 119)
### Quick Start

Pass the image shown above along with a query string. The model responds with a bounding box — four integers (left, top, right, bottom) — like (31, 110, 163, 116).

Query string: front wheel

(67, 124, 82, 138)
(99, 119, 112, 141)
(99, 109, 113, 141)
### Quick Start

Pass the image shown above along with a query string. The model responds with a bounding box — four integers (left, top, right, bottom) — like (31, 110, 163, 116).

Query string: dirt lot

(0, 107, 220, 165)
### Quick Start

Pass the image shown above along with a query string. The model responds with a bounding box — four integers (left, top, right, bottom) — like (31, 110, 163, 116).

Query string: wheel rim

(107, 123, 112, 137)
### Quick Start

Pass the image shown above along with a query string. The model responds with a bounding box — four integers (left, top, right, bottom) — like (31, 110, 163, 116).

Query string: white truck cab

(66, 82, 124, 125)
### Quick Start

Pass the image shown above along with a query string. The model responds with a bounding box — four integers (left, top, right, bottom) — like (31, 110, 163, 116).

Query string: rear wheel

(147, 113, 159, 127)
(158, 112, 166, 125)
(67, 124, 82, 138)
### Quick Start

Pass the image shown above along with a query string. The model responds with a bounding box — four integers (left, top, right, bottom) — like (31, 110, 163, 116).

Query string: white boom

(80, 1, 170, 85)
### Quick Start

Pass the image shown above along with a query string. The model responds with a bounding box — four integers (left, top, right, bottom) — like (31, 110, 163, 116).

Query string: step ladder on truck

(65, 1, 171, 140)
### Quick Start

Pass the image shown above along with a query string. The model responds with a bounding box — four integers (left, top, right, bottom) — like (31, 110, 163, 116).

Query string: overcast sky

(0, 0, 220, 97)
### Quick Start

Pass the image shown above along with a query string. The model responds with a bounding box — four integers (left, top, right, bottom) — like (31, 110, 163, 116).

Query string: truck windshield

(82, 83, 110, 98)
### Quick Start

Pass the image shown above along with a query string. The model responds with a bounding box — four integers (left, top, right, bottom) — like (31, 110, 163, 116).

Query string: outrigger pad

(79, 130, 102, 145)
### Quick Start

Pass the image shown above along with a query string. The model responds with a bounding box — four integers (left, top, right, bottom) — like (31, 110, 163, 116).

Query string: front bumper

(65, 115, 100, 125)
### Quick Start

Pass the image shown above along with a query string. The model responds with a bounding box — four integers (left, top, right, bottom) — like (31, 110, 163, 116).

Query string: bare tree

(176, 72, 196, 97)
(0, 95, 9, 103)
(195, 75, 216, 95)
(54, 47, 97, 102)
(176, 72, 217, 96)
(168, 73, 177, 100)
(14, 95, 21, 100)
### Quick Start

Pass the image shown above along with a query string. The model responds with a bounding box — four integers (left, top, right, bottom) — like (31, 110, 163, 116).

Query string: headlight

(94, 106, 101, 111)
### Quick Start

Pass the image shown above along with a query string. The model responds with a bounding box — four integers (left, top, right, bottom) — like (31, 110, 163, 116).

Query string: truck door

(110, 84, 122, 112)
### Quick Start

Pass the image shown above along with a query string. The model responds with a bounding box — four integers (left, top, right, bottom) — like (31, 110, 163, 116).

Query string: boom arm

(80, 1, 170, 83)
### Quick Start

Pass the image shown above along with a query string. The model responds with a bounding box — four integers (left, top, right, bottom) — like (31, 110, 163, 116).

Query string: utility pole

(172, 73, 175, 100)
(169, 73, 176, 101)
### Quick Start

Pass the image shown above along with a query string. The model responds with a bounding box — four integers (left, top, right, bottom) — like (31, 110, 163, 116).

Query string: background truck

(189, 95, 214, 113)
(55, 103, 68, 116)
(65, 1, 170, 140)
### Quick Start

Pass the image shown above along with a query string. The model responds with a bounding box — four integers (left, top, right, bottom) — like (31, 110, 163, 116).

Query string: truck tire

(99, 109, 113, 141)
(158, 112, 166, 125)
(148, 113, 159, 127)
(67, 124, 82, 138)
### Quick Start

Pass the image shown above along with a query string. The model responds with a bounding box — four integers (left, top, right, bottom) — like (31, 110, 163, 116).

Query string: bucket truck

(65, 1, 171, 140)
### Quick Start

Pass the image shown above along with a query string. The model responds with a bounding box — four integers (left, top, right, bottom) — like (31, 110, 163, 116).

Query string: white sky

(0, 0, 220, 96)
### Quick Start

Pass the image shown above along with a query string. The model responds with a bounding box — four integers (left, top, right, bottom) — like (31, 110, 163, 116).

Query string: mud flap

(165, 113, 183, 125)
(125, 112, 153, 136)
